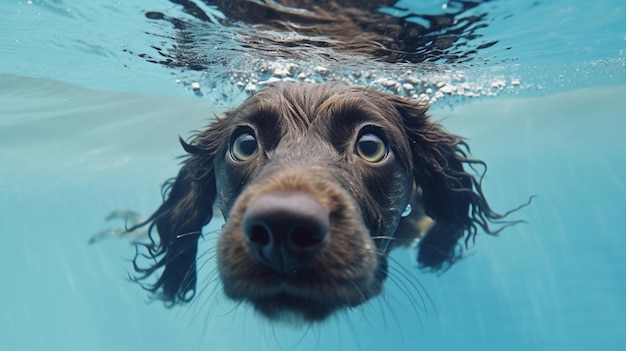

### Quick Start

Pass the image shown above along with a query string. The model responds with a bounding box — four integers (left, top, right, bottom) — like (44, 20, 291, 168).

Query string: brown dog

(131, 82, 519, 322)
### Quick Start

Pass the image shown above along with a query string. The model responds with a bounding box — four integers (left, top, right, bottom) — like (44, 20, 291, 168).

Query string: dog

(130, 82, 522, 322)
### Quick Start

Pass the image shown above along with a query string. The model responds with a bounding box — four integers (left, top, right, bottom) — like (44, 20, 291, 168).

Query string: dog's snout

(242, 192, 329, 273)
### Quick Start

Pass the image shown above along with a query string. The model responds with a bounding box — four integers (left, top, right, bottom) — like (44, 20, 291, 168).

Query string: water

(1, 1, 625, 350)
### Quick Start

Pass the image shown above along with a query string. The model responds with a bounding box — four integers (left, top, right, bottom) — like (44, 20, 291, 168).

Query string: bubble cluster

(180, 58, 529, 107)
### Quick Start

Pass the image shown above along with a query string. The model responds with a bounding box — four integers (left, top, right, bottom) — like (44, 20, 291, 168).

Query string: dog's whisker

(175, 230, 204, 240)
(185, 255, 217, 312)
(187, 266, 223, 327)
(370, 235, 400, 241)
(202, 227, 222, 237)
(350, 281, 369, 305)
(390, 256, 435, 310)
(133, 230, 220, 303)
(269, 321, 285, 351)
(372, 244, 431, 320)
(279, 320, 315, 351)
(372, 290, 389, 328)
(133, 238, 204, 302)
(383, 273, 425, 327)
(201, 286, 241, 319)
(371, 234, 399, 254)
(353, 297, 379, 330)
(341, 311, 363, 351)
(375, 289, 407, 342)
(185, 249, 218, 293)
(193, 280, 227, 331)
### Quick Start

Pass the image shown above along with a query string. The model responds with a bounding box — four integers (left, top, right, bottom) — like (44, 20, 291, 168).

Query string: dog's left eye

(355, 133, 388, 163)
(231, 132, 258, 161)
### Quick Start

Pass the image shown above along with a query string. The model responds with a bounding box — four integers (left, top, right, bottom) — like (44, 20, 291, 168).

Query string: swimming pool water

(1, 1, 625, 350)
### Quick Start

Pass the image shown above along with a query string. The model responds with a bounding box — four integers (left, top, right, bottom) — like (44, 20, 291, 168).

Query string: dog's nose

(242, 192, 329, 273)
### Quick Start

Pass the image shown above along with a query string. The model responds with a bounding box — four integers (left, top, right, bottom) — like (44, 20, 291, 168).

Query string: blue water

(1, 1, 625, 350)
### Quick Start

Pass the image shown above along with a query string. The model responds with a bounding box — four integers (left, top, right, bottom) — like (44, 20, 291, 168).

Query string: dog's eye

(355, 133, 387, 162)
(231, 132, 258, 161)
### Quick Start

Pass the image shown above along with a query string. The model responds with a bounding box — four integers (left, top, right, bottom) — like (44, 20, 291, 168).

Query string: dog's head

(133, 82, 511, 322)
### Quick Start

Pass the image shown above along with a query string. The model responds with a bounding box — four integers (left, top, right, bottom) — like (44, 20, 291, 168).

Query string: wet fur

(131, 82, 522, 322)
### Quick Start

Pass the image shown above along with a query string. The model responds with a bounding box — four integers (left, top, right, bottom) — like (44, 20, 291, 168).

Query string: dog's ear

(391, 97, 523, 270)
(131, 120, 228, 305)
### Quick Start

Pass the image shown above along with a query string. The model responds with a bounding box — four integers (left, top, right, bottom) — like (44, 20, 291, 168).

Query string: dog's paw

(88, 210, 147, 244)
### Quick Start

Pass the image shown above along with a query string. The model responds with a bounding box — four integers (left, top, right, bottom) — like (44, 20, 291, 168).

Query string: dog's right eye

(231, 132, 258, 161)
(355, 133, 388, 163)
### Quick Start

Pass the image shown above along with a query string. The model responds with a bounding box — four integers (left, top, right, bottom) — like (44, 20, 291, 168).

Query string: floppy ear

(391, 97, 525, 270)
(131, 120, 228, 305)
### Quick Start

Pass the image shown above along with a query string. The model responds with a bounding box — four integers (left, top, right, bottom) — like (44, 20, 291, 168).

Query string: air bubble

(401, 204, 412, 217)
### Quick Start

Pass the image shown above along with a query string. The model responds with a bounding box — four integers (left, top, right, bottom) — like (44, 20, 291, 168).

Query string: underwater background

(1, 0, 625, 350)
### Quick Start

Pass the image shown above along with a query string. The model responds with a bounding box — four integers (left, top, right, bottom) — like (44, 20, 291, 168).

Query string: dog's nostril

(242, 192, 330, 272)
(248, 225, 270, 245)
